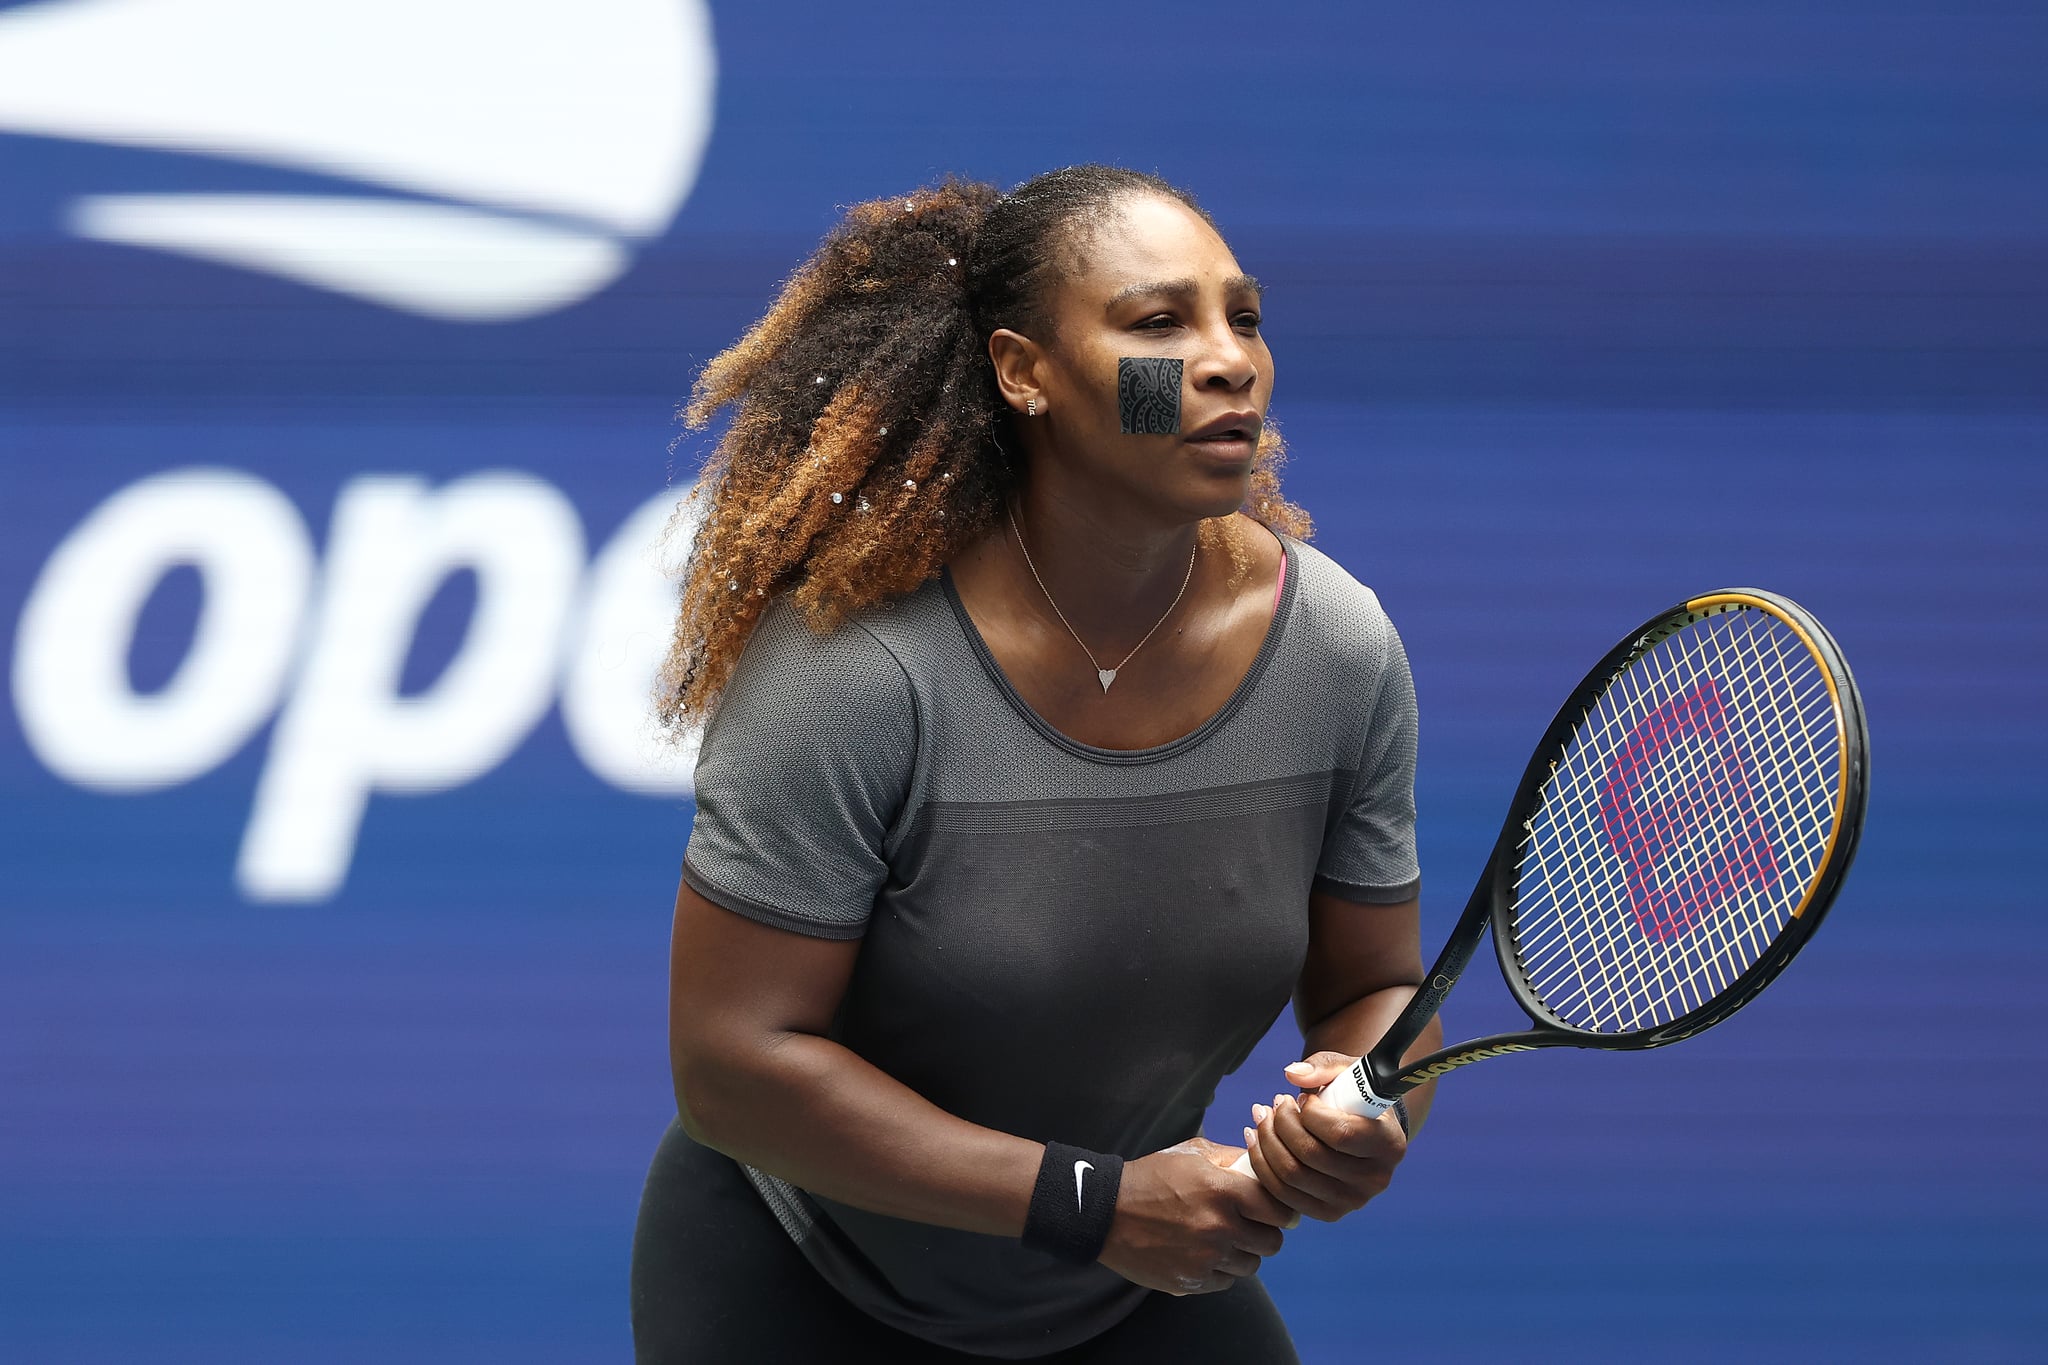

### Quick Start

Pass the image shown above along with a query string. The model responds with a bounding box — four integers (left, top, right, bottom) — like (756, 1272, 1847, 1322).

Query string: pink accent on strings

(1598, 678, 1778, 941)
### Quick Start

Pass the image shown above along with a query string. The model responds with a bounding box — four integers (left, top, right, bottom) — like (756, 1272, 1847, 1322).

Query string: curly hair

(653, 165, 1311, 738)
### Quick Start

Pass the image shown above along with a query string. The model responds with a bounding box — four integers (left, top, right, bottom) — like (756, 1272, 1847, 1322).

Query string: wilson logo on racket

(1598, 678, 1779, 941)
(1228, 589, 1866, 1194)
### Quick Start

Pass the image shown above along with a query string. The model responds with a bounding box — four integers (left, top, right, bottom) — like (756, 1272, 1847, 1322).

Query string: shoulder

(687, 593, 930, 939)
(727, 593, 914, 694)
(706, 592, 922, 751)
(1278, 537, 1404, 682)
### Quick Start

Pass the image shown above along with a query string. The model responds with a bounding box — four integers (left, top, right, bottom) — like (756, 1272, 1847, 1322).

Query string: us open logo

(12, 469, 705, 904)
(0, 0, 717, 320)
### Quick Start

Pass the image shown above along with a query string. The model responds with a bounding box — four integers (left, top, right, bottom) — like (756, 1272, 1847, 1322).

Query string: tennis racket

(1232, 587, 1867, 1174)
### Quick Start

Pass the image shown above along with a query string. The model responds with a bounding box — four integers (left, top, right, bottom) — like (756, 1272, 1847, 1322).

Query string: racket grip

(1228, 1059, 1394, 1177)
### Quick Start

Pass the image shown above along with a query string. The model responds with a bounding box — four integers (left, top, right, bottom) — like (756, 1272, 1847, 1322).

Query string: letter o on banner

(11, 467, 314, 790)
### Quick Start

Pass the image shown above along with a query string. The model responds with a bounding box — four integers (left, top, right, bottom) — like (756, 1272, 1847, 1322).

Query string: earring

(1026, 397, 1037, 417)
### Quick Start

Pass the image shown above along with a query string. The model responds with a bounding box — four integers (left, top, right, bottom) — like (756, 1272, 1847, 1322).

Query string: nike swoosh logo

(1073, 1159, 1093, 1209)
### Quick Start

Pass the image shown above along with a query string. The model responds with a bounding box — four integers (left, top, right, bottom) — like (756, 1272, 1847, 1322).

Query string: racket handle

(1228, 1059, 1394, 1176)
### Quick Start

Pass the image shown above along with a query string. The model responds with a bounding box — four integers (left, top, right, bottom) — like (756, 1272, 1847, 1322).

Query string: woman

(631, 166, 1443, 1362)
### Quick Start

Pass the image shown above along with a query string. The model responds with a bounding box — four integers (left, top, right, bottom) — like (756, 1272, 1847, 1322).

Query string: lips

(1183, 411, 1262, 444)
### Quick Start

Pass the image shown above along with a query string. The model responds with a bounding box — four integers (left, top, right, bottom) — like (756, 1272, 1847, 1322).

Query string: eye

(1234, 311, 1262, 331)
(1134, 314, 1179, 331)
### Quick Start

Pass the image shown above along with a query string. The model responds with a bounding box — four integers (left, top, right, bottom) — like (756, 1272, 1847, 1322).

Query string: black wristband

(1391, 1096, 1413, 1137)
(1021, 1142, 1123, 1264)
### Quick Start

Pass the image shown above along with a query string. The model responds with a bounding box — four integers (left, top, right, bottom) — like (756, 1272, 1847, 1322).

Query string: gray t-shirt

(681, 534, 1419, 1358)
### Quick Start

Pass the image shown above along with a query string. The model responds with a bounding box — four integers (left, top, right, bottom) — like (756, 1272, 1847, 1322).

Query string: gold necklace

(1006, 505, 1198, 693)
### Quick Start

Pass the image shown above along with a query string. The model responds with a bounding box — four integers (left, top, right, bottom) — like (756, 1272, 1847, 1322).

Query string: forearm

(676, 1032, 1039, 1239)
(1302, 984, 1443, 1133)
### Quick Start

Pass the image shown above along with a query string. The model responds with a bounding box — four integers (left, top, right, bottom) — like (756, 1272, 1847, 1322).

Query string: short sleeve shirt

(682, 534, 1419, 1358)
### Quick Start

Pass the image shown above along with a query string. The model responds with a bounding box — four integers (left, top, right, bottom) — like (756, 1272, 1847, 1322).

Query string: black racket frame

(1360, 587, 1869, 1099)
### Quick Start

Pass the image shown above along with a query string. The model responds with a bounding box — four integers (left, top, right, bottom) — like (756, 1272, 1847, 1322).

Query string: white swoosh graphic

(72, 195, 628, 322)
(1073, 1159, 1093, 1210)
(0, 0, 716, 320)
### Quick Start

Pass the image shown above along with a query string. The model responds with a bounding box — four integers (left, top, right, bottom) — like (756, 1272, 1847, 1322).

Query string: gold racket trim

(1683, 591, 1847, 919)
(1395, 1042, 1538, 1088)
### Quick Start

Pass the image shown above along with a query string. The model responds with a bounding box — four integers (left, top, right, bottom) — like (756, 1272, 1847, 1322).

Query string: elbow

(671, 1045, 732, 1150)
(674, 1081, 711, 1147)
(671, 1032, 795, 1156)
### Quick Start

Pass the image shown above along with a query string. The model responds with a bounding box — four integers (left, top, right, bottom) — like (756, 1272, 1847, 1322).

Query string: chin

(1113, 459, 1252, 527)
(1184, 474, 1255, 523)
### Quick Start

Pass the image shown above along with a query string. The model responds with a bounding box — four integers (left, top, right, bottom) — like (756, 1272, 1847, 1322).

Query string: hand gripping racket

(1233, 588, 1867, 1174)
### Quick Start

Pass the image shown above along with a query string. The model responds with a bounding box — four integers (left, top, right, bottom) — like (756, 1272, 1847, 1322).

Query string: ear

(987, 328, 1045, 416)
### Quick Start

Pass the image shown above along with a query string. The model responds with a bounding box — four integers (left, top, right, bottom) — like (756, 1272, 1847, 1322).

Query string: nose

(1189, 320, 1257, 394)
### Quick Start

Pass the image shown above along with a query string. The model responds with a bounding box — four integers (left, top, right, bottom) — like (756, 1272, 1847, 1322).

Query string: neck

(1010, 475, 1201, 645)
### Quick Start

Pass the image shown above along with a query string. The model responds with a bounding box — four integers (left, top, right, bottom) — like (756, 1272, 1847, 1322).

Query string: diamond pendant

(1097, 668, 1117, 692)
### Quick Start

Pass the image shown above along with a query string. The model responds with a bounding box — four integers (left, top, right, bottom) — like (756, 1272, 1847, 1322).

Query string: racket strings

(1519, 635, 1778, 1028)
(1524, 616, 1823, 1028)
(1510, 607, 1840, 1034)
(1523, 612, 1835, 1029)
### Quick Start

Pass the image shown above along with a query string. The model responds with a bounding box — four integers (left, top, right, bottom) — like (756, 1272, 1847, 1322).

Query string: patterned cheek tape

(1117, 356, 1182, 435)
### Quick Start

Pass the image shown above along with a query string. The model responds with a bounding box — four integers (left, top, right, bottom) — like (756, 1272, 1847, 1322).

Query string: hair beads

(655, 168, 1308, 734)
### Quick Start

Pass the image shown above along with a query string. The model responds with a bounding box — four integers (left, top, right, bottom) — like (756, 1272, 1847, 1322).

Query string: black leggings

(630, 1118, 1301, 1363)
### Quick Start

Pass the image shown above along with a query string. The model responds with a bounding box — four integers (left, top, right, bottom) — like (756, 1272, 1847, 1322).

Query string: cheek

(1116, 357, 1183, 435)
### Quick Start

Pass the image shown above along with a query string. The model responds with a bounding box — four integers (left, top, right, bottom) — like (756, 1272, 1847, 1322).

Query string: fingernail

(1273, 1094, 1287, 1110)
(1252, 1103, 1270, 1123)
(1243, 1126, 1256, 1146)
(1284, 1062, 1313, 1076)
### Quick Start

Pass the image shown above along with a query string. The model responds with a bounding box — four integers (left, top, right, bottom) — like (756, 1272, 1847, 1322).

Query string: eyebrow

(1105, 273, 1264, 312)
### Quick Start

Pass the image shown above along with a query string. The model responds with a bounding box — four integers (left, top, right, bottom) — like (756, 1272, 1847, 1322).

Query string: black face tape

(1117, 357, 1182, 435)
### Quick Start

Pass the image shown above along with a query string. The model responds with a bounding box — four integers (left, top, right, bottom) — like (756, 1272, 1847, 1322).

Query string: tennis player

(630, 166, 1443, 1362)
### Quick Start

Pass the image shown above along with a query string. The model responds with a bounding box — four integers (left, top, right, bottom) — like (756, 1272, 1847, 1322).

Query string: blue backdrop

(3, 2, 2043, 1360)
